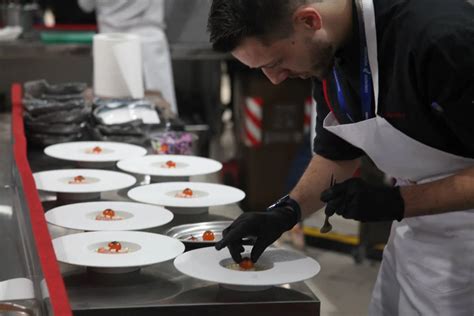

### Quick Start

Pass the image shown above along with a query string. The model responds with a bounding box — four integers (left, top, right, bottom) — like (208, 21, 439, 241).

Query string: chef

(78, 0, 178, 113)
(208, 0, 474, 314)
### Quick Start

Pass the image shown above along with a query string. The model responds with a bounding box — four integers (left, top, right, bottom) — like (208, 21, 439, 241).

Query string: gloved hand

(320, 178, 405, 222)
(215, 207, 298, 263)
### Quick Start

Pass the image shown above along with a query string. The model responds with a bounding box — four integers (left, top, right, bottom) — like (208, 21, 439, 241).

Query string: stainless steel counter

(0, 114, 20, 279)
(29, 148, 320, 316)
(61, 263, 319, 316)
(0, 113, 44, 314)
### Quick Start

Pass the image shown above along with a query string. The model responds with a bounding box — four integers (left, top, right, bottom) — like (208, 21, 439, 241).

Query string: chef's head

(208, 0, 342, 83)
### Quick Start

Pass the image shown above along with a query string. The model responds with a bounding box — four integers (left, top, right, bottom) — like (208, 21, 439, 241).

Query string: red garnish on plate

(69, 175, 85, 183)
(92, 146, 102, 154)
(165, 160, 176, 168)
(182, 188, 193, 197)
(202, 230, 215, 241)
(108, 241, 122, 252)
(239, 258, 254, 270)
(102, 208, 115, 218)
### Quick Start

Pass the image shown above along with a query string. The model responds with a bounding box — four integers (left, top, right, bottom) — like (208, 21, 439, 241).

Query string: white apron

(322, 1, 474, 314)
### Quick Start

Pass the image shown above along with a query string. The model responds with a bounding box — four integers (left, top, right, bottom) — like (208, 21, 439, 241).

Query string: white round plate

(44, 141, 147, 163)
(34, 169, 136, 193)
(117, 155, 222, 177)
(45, 201, 173, 231)
(53, 231, 184, 269)
(174, 246, 320, 289)
(127, 182, 245, 208)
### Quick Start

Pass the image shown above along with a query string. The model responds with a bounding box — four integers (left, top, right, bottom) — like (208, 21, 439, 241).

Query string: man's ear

(293, 7, 322, 31)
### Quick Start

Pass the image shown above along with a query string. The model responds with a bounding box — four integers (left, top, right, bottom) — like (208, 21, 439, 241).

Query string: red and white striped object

(243, 97, 263, 147)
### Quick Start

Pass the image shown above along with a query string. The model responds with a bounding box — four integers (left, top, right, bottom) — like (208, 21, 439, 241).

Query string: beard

(308, 37, 336, 80)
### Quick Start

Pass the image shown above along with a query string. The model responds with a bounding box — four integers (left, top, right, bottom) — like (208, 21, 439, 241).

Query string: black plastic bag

(24, 107, 90, 124)
(23, 99, 86, 116)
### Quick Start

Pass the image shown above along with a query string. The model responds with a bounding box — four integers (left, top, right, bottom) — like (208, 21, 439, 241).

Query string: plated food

(202, 230, 215, 241)
(239, 258, 255, 270)
(44, 141, 147, 163)
(226, 258, 257, 271)
(174, 246, 321, 291)
(33, 169, 136, 194)
(95, 208, 123, 221)
(128, 182, 245, 210)
(116, 155, 223, 180)
(69, 175, 86, 184)
(175, 188, 194, 198)
(166, 222, 255, 252)
(187, 230, 216, 241)
(162, 160, 176, 168)
(53, 231, 185, 272)
(45, 201, 173, 231)
(166, 222, 229, 243)
(97, 241, 129, 254)
(90, 146, 103, 154)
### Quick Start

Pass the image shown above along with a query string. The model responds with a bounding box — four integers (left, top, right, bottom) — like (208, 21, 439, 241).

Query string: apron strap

(360, 0, 379, 114)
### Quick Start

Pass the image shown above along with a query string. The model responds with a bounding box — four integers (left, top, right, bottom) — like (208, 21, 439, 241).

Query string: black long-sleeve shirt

(313, 0, 474, 161)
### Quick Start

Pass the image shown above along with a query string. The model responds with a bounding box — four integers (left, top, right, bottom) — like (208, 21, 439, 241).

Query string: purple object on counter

(151, 131, 197, 155)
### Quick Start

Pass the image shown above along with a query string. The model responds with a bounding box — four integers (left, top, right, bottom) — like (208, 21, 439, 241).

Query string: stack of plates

(23, 80, 90, 146)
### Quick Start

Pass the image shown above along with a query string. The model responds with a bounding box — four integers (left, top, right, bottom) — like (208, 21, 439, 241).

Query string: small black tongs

(320, 175, 335, 233)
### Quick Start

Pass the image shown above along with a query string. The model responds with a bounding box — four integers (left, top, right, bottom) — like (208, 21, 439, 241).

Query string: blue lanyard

(332, 44, 373, 122)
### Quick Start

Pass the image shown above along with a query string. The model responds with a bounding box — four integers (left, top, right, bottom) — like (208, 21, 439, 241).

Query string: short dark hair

(208, 0, 311, 52)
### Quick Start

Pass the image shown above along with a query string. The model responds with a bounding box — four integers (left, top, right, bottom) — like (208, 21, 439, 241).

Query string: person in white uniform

(208, 0, 474, 315)
(78, 0, 178, 113)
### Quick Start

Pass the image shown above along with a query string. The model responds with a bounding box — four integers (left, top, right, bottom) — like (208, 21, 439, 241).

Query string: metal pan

(165, 221, 254, 251)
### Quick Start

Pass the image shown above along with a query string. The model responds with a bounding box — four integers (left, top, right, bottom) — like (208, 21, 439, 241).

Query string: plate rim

(33, 169, 136, 193)
(116, 154, 223, 177)
(44, 141, 147, 162)
(53, 231, 185, 268)
(173, 246, 321, 287)
(45, 201, 174, 231)
(127, 182, 245, 208)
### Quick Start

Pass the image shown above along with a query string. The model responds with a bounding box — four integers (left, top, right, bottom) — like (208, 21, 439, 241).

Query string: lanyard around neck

(332, 46, 373, 122)
(331, 0, 379, 122)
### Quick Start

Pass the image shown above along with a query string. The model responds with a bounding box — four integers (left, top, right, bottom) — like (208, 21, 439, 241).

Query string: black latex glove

(320, 178, 405, 222)
(215, 207, 298, 263)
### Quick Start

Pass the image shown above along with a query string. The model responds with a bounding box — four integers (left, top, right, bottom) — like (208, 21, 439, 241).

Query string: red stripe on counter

(11, 84, 72, 316)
